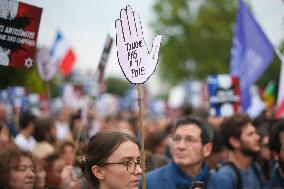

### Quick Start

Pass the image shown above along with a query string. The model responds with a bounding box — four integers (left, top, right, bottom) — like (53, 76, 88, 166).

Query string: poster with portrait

(207, 74, 241, 116)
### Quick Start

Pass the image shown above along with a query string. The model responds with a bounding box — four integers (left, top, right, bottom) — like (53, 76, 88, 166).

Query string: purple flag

(230, 0, 274, 111)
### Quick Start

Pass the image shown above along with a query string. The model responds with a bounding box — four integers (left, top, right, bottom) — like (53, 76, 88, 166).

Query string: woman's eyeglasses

(102, 159, 141, 174)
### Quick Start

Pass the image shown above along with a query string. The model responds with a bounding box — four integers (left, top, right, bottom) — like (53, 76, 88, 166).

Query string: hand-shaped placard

(115, 5, 163, 84)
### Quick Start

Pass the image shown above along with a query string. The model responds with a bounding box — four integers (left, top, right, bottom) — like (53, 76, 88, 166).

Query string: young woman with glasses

(79, 131, 142, 189)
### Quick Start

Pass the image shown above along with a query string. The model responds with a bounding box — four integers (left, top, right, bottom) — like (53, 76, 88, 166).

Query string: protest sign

(115, 5, 162, 84)
(207, 74, 241, 116)
(115, 5, 163, 189)
(0, 0, 42, 69)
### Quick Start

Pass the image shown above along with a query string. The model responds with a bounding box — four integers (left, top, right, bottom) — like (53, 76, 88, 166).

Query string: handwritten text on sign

(115, 5, 162, 84)
(126, 40, 145, 78)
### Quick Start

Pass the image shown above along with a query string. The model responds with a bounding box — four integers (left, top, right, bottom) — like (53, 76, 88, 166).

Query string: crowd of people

(0, 98, 283, 189)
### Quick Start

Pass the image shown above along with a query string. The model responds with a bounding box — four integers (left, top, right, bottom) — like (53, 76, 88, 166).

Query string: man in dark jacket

(140, 116, 233, 189)
(263, 119, 284, 189)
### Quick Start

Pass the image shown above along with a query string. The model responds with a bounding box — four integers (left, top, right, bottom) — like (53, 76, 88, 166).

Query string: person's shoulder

(146, 163, 170, 178)
(263, 180, 284, 189)
(262, 170, 284, 189)
(208, 172, 234, 189)
(143, 163, 175, 189)
(217, 163, 237, 177)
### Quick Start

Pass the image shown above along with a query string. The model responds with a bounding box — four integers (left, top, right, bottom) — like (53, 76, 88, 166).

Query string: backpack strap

(220, 162, 243, 189)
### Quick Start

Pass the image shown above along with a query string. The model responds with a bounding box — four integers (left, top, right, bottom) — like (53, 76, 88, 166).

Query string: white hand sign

(115, 5, 163, 84)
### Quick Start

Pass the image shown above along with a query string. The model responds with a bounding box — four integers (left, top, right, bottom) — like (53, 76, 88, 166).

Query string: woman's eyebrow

(119, 156, 140, 161)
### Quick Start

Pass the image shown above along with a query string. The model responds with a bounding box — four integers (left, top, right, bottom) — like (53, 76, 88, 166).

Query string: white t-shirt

(15, 134, 36, 151)
(55, 121, 70, 141)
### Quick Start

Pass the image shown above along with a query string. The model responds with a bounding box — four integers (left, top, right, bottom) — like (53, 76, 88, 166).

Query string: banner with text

(0, 0, 42, 69)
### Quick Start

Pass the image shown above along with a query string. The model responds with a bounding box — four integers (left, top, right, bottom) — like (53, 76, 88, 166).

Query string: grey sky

(20, 0, 284, 79)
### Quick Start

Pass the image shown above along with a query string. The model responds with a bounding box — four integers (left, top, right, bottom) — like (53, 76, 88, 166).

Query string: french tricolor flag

(50, 31, 76, 76)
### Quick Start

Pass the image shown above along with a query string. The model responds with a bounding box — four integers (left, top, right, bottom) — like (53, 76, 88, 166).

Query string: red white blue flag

(50, 31, 76, 76)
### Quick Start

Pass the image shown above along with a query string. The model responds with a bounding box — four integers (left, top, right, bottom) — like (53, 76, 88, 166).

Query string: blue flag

(230, 0, 274, 111)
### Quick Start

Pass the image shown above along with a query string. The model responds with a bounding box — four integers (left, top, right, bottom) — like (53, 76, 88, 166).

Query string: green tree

(0, 64, 60, 97)
(152, 0, 282, 86)
(152, 0, 237, 84)
(0, 66, 45, 92)
(105, 76, 129, 96)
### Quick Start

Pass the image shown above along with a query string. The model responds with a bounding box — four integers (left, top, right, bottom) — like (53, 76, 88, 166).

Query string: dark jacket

(139, 162, 233, 189)
(262, 168, 284, 189)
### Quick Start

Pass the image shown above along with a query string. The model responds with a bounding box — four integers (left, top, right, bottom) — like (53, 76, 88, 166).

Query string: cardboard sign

(115, 5, 163, 84)
(207, 74, 241, 116)
(0, 0, 42, 69)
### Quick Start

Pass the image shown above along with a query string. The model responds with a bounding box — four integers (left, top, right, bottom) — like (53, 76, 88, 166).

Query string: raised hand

(115, 5, 163, 84)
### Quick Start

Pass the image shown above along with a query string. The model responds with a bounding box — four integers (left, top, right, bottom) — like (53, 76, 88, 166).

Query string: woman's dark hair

(34, 117, 55, 142)
(78, 131, 137, 189)
(269, 119, 284, 153)
(0, 147, 35, 189)
(19, 112, 36, 130)
(145, 130, 168, 153)
(70, 113, 81, 132)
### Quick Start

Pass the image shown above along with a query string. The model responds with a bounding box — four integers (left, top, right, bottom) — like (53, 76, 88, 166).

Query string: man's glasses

(172, 135, 201, 145)
(102, 159, 141, 174)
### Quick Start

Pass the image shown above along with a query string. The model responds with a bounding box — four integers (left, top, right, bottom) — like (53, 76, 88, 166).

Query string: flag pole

(45, 81, 52, 112)
(274, 49, 283, 62)
(275, 49, 284, 107)
(137, 83, 146, 189)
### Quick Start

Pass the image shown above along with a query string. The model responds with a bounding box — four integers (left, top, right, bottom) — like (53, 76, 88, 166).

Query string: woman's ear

(91, 165, 105, 180)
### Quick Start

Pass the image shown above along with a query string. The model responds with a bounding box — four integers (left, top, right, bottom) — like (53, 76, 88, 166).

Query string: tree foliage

(0, 64, 60, 97)
(152, 0, 282, 86)
(0, 65, 45, 93)
(105, 76, 129, 96)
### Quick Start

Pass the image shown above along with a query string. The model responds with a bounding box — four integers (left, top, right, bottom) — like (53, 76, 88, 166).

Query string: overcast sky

(20, 0, 284, 80)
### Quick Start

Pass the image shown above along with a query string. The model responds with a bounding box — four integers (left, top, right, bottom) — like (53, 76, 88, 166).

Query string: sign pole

(137, 83, 146, 189)
(115, 6, 163, 189)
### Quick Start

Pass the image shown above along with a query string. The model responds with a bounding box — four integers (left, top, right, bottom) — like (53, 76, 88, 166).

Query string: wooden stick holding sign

(36, 47, 57, 112)
(115, 5, 163, 189)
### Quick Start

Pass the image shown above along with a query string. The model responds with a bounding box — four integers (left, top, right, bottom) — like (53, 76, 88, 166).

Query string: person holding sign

(115, 5, 163, 189)
(78, 131, 142, 189)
